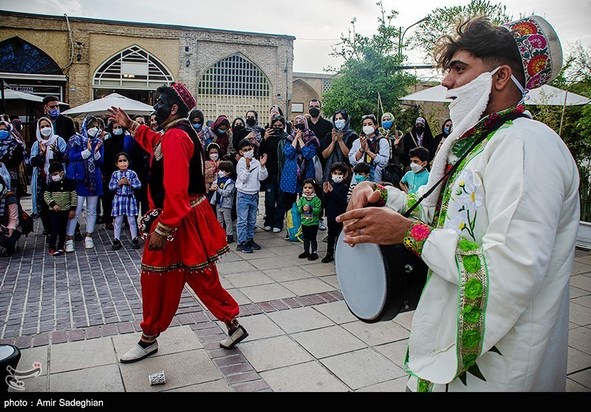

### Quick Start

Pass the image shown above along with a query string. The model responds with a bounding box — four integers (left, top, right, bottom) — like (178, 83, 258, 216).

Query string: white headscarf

(36, 116, 59, 177)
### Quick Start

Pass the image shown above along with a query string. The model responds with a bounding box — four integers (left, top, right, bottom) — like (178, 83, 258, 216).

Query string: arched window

(93, 45, 173, 89)
(0, 37, 62, 75)
(197, 54, 271, 121)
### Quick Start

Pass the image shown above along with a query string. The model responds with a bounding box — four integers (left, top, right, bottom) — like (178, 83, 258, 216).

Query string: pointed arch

(93, 45, 174, 89)
(197, 54, 271, 121)
(0, 36, 62, 75)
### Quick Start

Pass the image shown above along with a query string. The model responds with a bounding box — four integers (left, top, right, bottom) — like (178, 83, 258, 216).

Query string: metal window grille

(197, 54, 271, 122)
(93, 45, 173, 89)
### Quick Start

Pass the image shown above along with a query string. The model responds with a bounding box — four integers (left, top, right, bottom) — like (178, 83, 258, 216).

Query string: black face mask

(309, 107, 320, 118)
(234, 124, 244, 132)
(246, 118, 256, 127)
(295, 124, 305, 131)
(273, 127, 283, 135)
(153, 94, 173, 127)
(415, 126, 425, 133)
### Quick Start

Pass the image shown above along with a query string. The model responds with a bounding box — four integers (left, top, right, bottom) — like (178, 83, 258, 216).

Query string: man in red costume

(109, 82, 248, 363)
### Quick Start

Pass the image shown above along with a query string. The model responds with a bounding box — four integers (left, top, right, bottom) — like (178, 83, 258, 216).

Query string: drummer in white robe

(338, 15, 580, 392)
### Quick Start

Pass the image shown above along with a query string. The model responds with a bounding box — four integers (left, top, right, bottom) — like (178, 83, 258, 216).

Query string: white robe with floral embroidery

(385, 118, 580, 391)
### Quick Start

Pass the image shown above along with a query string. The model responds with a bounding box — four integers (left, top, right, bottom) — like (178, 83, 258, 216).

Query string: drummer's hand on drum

(346, 181, 383, 211)
(337, 207, 413, 246)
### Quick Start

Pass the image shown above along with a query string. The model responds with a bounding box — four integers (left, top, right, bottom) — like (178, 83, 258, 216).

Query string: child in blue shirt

(400, 146, 430, 194)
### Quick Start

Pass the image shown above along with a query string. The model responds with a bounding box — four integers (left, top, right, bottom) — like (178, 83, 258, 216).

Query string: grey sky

(1, 0, 589, 75)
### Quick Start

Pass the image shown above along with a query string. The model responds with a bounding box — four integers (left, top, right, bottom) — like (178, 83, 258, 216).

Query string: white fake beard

(421, 71, 494, 208)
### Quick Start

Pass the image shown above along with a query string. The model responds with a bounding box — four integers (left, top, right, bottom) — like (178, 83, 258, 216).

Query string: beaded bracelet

(128, 120, 140, 136)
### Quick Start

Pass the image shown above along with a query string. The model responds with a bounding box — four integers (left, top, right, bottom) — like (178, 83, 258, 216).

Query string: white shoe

(120, 341, 158, 363)
(220, 325, 249, 349)
(272, 227, 281, 233)
(64, 240, 74, 253)
(263, 226, 272, 231)
(84, 237, 94, 249)
(319, 219, 327, 231)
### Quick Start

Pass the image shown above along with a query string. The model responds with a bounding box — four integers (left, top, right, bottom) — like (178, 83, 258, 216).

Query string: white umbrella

(400, 84, 590, 106)
(1, 88, 43, 102)
(62, 93, 154, 116)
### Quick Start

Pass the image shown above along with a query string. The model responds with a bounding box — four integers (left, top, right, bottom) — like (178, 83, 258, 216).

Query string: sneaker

(220, 325, 249, 349)
(48, 248, 60, 256)
(321, 254, 334, 263)
(308, 253, 319, 261)
(272, 227, 281, 233)
(57, 245, 65, 253)
(64, 240, 75, 253)
(226, 235, 234, 244)
(263, 225, 272, 231)
(298, 251, 309, 259)
(84, 237, 94, 249)
(319, 219, 327, 231)
(247, 239, 261, 250)
(237, 242, 253, 253)
(131, 238, 140, 249)
(120, 341, 158, 364)
(112, 239, 122, 250)
(322, 235, 329, 243)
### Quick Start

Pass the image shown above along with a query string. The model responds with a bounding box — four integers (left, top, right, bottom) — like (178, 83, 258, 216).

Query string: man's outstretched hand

(107, 106, 133, 129)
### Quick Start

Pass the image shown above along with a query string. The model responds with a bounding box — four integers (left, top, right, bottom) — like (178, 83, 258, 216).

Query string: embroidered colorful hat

(170, 82, 196, 111)
(503, 15, 563, 90)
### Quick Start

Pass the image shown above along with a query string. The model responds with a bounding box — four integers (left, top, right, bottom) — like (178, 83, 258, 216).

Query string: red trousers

(140, 265, 239, 337)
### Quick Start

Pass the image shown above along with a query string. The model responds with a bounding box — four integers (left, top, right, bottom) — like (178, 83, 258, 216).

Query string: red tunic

(133, 123, 229, 274)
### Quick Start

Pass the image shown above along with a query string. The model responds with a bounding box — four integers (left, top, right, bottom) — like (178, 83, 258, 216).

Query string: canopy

(62, 93, 154, 116)
(400, 84, 590, 106)
(1, 88, 43, 102)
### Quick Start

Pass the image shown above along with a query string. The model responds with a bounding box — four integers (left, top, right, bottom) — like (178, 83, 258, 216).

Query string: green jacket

(297, 194, 322, 227)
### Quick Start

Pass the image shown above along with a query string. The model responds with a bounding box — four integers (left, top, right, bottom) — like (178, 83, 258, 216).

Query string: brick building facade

(0, 10, 308, 124)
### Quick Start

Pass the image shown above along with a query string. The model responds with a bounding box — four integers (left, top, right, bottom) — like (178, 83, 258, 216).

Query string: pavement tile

(50, 337, 117, 373)
(240, 283, 295, 303)
(268, 306, 334, 334)
(342, 320, 410, 346)
(238, 335, 313, 371)
(260, 361, 350, 392)
(292, 325, 367, 358)
(49, 364, 123, 392)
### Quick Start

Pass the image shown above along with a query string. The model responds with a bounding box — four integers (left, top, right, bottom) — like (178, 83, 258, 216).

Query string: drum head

(335, 231, 388, 322)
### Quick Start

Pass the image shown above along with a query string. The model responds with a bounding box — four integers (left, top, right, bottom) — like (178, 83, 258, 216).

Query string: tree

(410, 0, 512, 60)
(322, 2, 416, 131)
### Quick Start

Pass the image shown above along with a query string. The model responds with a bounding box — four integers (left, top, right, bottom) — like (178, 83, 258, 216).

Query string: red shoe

(48, 248, 61, 256)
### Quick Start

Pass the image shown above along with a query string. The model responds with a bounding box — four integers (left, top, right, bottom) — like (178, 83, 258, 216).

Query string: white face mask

(218, 170, 226, 178)
(362, 125, 375, 136)
(446, 67, 499, 137)
(87, 127, 99, 138)
(113, 128, 123, 136)
(410, 162, 423, 173)
(242, 150, 254, 159)
(334, 119, 346, 130)
(51, 174, 63, 182)
(40, 126, 52, 138)
(332, 175, 343, 183)
(209, 153, 219, 161)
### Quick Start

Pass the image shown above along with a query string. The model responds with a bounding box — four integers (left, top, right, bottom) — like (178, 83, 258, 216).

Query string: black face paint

(153, 94, 173, 126)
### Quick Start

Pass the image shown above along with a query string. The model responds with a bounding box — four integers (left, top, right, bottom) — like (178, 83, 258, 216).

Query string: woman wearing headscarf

(0, 174, 21, 257)
(0, 119, 26, 196)
(63, 115, 104, 252)
(30, 116, 67, 235)
(279, 114, 320, 211)
(348, 114, 390, 182)
(201, 115, 232, 157)
(320, 109, 357, 181)
(401, 116, 436, 165)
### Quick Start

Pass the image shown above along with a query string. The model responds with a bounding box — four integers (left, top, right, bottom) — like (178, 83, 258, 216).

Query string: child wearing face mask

(321, 162, 349, 263)
(210, 161, 236, 244)
(235, 139, 268, 253)
(43, 161, 77, 256)
(347, 162, 371, 202)
(297, 179, 322, 261)
(205, 143, 221, 209)
(399, 146, 430, 194)
(109, 152, 142, 250)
